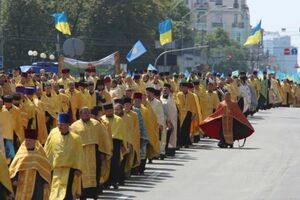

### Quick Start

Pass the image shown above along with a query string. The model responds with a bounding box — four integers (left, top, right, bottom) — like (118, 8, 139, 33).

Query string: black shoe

(160, 154, 166, 160)
(113, 183, 119, 189)
(148, 159, 153, 164)
(119, 180, 125, 186)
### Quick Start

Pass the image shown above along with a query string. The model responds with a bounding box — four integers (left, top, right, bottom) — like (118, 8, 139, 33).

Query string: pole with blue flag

(126, 41, 147, 62)
(147, 64, 157, 71)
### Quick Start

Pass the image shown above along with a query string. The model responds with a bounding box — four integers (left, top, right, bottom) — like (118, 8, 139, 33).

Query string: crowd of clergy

(0, 65, 299, 200)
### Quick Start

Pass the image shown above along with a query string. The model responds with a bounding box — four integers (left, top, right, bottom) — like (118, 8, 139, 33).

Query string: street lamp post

(154, 45, 209, 67)
(28, 50, 38, 63)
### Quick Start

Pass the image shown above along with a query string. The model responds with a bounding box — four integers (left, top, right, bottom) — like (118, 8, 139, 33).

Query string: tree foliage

(0, 0, 192, 70)
(196, 28, 250, 73)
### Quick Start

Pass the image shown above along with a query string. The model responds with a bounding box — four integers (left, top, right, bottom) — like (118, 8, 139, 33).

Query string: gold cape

(9, 141, 51, 200)
(44, 127, 84, 200)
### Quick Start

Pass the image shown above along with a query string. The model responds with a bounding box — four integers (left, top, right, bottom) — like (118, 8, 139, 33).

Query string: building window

(215, 0, 223, 5)
(237, 33, 241, 42)
(234, 0, 239, 8)
(197, 12, 207, 23)
(234, 14, 238, 24)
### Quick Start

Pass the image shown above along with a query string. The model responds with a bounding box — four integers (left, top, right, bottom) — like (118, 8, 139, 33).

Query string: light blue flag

(267, 69, 275, 74)
(184, 70, 190, 79)
(147, 64, 157, 71)
(232, 70, 239, 77)
(126, 40, 147, 62)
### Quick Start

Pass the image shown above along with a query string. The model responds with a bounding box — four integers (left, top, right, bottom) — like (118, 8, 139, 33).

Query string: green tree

(196, 28, 250, 73)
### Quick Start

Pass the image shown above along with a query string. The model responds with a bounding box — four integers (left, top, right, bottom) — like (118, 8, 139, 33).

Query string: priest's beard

(116, 112, 124, 117)
(106, 114, 114, 118)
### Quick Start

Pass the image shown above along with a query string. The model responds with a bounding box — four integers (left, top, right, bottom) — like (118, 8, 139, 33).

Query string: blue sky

(248, 0, 300, 44)
(248, 0, 300, 62)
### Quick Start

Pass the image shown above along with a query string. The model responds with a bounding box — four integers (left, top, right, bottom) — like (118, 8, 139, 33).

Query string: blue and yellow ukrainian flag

(159, 19, 172, 46)
(244, 20, 262, 46)
(52, 12, 71, 35)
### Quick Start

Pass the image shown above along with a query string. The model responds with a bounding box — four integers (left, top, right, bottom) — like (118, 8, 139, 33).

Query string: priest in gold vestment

(44, 113, 84, 200)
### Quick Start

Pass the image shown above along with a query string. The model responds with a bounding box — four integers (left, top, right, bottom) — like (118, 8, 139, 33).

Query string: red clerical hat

(24, 129, 38, 140)
(133, 92, 143, 99)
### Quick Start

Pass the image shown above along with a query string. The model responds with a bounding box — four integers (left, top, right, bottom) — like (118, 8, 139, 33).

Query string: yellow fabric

(0, 107, 14, 140)
(15, 169, 36, 200)
(244, 30, 261, 46)
(202, 91, 220, 120)
(49, 168, 70, 200)
(57, 78, 70, 90)
(248, 79, 261, 100)
(41, 92, 60, 119)
(6, 105, 24, 142)
(225, 82, 239, 102)
(95, 119, 112, 184)
(190, 92, 202, 136)
(101, 115, 126, 142)
(102, 90, 112, 104)
(176, 91, 198, 126)
(140, 104, 160, 159)
(33, 97, 48, 144)
(82, 145, 97, 188)
(57, 93, 70, 113)
(9, 141, 51, 182)
(65, 89, 83, 122)
(84, 91, 97, 109)
(44, 128, 84, 200)
(281, 82, 293, 105)
(122, 111, 141, 170)
(294, 86, 300, 107)
(70, 119, 113, 188)
(160, 30, 172, 46)
(22, 97, 37, 128)
(79, 90, 89, 107)
(0, 153, 13, 194)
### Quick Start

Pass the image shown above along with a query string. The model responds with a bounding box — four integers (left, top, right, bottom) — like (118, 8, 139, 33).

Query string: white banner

(64, 51, 118, 69)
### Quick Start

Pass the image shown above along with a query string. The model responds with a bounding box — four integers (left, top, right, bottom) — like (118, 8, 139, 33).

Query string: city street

(101, 107, 300, 200)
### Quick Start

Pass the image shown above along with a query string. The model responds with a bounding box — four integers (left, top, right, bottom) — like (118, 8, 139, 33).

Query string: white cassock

(239, 84, 252, 113)
(160, 95, 178, 149)
(109, 86, 124, 99)
(149, 98, 166, 154)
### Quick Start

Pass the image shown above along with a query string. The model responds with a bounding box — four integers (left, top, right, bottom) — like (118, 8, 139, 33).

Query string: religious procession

(1, 63, 300, 199)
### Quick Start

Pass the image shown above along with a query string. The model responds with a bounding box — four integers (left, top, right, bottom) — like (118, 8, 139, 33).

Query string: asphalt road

(100, 107, 300, 200)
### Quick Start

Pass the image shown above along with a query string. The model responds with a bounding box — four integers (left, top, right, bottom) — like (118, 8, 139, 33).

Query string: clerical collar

(82, 119, 90, 123)
(61, 131, 70, 136)
(27, 147, 35, 151)
(46, 93, 51, 97)
(106, 115, 114, 119)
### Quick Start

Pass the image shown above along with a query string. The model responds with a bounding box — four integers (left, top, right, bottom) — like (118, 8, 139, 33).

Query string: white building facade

(264, 31, 298, 72)
(185, 0, 250, 45)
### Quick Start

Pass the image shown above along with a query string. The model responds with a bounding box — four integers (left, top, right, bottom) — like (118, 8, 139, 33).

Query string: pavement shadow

(233, 147, 261, 150)
(99, 137, 234, 199)
(249, 115, 265, 121)
(98, 146, 200, 199)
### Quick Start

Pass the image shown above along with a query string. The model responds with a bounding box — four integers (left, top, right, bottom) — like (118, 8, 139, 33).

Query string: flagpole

(56, 32, 60, 56)
(154, 45, 209, 67)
